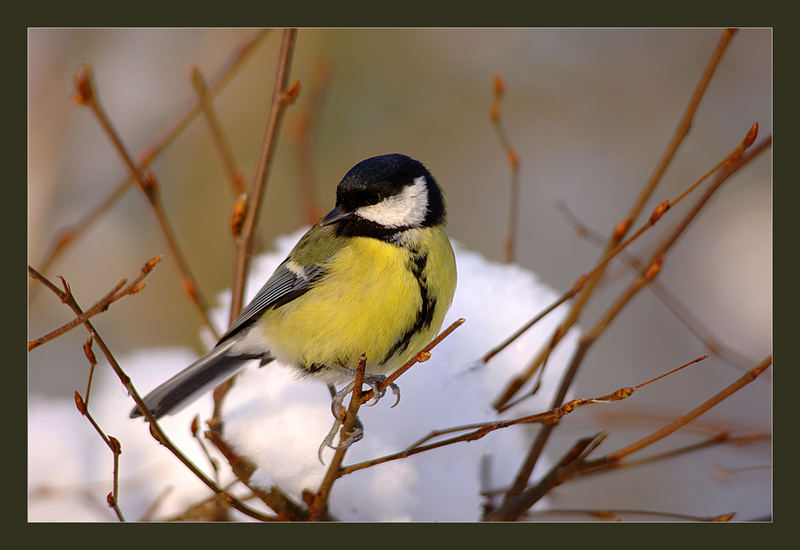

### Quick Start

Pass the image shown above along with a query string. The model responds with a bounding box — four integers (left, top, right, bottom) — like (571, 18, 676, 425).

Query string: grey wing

(219, 261, 327, 343)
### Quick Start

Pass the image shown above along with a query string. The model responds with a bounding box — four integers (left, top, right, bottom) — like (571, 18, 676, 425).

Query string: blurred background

(28, 28, 771, 520)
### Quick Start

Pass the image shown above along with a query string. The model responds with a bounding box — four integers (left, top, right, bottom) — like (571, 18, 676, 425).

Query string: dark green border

(15, 5, 787, 549)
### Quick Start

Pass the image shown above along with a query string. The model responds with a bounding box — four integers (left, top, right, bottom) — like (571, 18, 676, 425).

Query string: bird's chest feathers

(262, 236, 435, 370)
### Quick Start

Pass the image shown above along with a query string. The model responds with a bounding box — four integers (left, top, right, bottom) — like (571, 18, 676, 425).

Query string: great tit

(130, 153, 457, 422)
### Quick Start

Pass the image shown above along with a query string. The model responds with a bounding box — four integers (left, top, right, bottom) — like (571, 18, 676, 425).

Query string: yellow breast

(260, 226, 456, 376)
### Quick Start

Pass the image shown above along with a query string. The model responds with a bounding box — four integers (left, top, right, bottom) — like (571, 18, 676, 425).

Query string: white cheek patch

(355, 176, 429, 228)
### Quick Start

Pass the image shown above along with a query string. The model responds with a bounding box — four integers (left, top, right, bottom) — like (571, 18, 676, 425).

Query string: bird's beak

(321, 206, 354, 226)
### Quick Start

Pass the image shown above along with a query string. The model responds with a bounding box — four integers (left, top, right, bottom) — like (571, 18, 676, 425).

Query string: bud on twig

(73, 63, 95, 105)
(283, 79, 301, 105)
(649, 200, 670, 224)
(74, 391, 87, 415)
(231, 194, 248, 238)
(83, 336, 97, 366)
(141, 172, 160, 203)
(644, 254, 664, 281)
(612, 218, 632, 241)
(493, 74, 505, 98)
(108, 436, 121, 455)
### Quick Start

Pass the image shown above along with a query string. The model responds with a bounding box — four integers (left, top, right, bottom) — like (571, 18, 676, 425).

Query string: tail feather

(129, 340, 264, 419)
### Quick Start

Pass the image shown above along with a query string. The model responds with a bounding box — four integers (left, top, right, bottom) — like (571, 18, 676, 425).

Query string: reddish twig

(32, 29, 270, 290)
(488, 29, 740, 410)
(73, 63, 219, 340)
(229, 28, 299, 323)
(28, 266, 275, 522)
(491, 353, 771, 520)
(209, 27, 298, 453)
(485, 122, 761, 396)
(524, 508, 736, 522)
(573, 430, 770, 480)
(73, 390, 125, 522)
(191, 65, 246, 196)
(489, 74, 521, 263)
(339, 354, 704, 477)
(555, 199, 759, 370)
(28, 256, 162, 352)
(289, 58, 330, 225)
(500, 135, 771, 506)
(309, 354, 367, 520)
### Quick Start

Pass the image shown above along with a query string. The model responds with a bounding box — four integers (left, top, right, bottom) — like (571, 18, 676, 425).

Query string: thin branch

(73, 63, 219, 340)
(501, 135, 771, 505)
(29, 267, 275, 522)
(32, 29, 270, 289)
(203, 421, 310, 520)
(73, 391, 125, 521)
(289, 58, 330, 225)
(601, 355, 771, 463)
(489, 29, 739, 411)
(488, 122, 761, 408)
(191, 65, 246, 196)
(229, 28, 299, 323)
(491, 355, 771, 520)
(28, 256, 162, 351)
(489, 74, 521, 263)
(207, 31, 301, 495)
(360, 317, 466, 405)
(556, 199, 759, 370)
(310, 354, 367, 519)
(573, 430, 770, 480)
(524, 508, 736, 522)
(485, 433, 609, 521)
(339, 355, 704, 477)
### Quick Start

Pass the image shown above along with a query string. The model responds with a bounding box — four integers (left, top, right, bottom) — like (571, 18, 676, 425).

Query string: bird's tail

(129, 339, 269, 419)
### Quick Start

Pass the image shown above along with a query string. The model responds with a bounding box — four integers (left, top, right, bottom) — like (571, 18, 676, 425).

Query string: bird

(130, 153, 457, 450)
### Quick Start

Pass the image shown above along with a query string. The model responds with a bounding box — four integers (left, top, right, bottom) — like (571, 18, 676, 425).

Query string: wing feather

(220, 261, 327, 343)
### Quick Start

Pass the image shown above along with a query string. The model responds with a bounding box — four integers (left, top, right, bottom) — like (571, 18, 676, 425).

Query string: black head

(322, 154, 445, 239)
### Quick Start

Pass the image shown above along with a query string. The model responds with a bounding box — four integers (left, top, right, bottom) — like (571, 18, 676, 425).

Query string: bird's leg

(317, 366, 402, 463)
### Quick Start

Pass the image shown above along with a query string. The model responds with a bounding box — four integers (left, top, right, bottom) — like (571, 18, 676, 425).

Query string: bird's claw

(317, 415, 364, 464)
(318, 370, 402, 461)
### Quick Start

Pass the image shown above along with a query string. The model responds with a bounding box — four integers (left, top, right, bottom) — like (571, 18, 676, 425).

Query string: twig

(523, 508, 736, 522)
(487, 122, 761, 408)
(207, 29, 300, 483)
(28, 266, 275, 522)
(601, 355, 771, 463)
(489, 74, 521, 263)
(229, 28, 299, 323)
(501, 135, 771, 505)
(573, 430, 770, 480)
(360, 317, 466, 405)
(489, 29, 739, 410)
(289, 58, 330, 225)
(203, 421, 309, 520)
(190, 415, 220, 486)
(556, 199, 759, 370)
(485, 433, 609, 521)
(191, 65, 246, 196)
(73, 63, 219, 340)
(73, 345, 125, 523)
(309, 354, 367, 519)
(28, 256, 162, 351)
(491, 355, 771, 520)
(32, 29, 270, 290)
(339, 354, 704, 477)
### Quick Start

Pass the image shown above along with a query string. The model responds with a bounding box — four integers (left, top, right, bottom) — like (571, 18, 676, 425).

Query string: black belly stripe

(381, 248, 437, 364)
